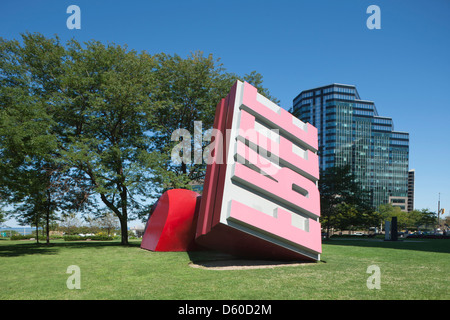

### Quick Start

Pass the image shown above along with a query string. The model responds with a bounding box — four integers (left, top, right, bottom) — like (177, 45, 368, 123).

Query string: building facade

(407, 169, 415, 212)
(293, 83, 410, 210)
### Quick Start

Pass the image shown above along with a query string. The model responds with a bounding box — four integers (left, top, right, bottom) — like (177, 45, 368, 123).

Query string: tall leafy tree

(1, 33, 279, 245)
(0, 35, 64, 244)
(319, 165, 376, 237)
(53, 39, 158, 245)
(13, 171, 57, 244)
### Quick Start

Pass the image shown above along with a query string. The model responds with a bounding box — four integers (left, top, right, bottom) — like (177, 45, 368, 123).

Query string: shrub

(63, 234, 114, 241)
(407, 234, 450, 239)
(90, 234, 113, 241)
(10, 234, 33, 240)
(63, 235, 85, 241)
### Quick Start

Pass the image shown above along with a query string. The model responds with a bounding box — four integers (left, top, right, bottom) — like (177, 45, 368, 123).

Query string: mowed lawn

(0, 238, 448, 300)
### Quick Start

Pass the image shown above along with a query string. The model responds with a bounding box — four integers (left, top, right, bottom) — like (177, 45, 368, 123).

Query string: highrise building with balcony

(292, 84, 410, 210)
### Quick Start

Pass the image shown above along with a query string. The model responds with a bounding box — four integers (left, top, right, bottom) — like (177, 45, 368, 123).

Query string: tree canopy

(319, 165, 379, 237)
(0, 32, 279, 244)
(378, 204, 437, 231)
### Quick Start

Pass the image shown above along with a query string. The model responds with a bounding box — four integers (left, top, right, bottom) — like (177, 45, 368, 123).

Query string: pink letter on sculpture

(228, 201, 322, 254)
(195, 81, 322, 261)
(233, 140, 320, 218)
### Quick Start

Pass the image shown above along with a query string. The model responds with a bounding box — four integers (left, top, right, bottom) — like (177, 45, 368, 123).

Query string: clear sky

(1, 0, 449, 227)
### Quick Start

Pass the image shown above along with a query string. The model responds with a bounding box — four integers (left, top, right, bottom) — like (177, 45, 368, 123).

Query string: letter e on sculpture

(195, 81, 322, 261)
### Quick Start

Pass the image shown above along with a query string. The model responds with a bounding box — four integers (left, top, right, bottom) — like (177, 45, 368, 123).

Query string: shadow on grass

(323, 238, 450, 254)
(0, 240, 141, 257)
(186, 250, 318, 270)
(0, 242, 59, 257)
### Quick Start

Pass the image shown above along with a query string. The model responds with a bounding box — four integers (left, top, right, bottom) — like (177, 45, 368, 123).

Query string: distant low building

(389, 196, 408, 212)
(129, 225, 145, 238)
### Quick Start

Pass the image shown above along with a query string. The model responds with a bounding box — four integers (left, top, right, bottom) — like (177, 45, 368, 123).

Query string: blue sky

(1, 0, 449, 226)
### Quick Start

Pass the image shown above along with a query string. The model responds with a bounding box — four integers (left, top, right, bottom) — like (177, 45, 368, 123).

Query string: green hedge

(10, 234, 65, 240)
(63, 235, 114, 241)
(10, 234, 34, 240)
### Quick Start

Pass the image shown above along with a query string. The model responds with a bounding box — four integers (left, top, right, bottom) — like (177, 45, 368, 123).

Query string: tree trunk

(119, 216, 128, 245)
(99, 189, 129, 245)
(35, 222, 39, 244)
(88, 165, 129, 245)
(46, 213, 50, 245)
(326, 211, 331, 240)
(46, 190, 51, 245)
(119, 186, 128, 245)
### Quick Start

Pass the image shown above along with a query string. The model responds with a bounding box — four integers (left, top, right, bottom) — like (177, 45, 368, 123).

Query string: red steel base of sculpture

(140, 189, 202, 252)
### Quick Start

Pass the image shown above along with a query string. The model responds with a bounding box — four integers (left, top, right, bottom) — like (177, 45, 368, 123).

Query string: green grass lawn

(0, 238, 448, 300)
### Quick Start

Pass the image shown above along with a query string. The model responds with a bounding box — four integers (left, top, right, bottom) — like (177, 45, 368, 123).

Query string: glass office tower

(293, 84, 409, 210)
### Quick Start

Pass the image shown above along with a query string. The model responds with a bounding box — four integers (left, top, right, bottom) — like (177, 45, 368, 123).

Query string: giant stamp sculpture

(141, 80, 321, 261)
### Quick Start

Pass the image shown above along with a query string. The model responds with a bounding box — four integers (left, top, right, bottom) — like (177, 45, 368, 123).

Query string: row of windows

(392, 132, 409, 139)
(309, 104, 374, 117)
(321, 121, 406, 139)
(325, 93, 355, 101)
(391, 139, 409, 146)
(373, 125, 392, 132)
(353, 109, 374, 116)
(374, 117, 393, 125)
(298, 92, 358, 105)
(321, 142, 408, 156)
(354, 103, 374, 109)
(299, 91, 314, 99)
(316, 165, 392, 180)
(322, 86, 356, 94)
(335, 87, 355, 94)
